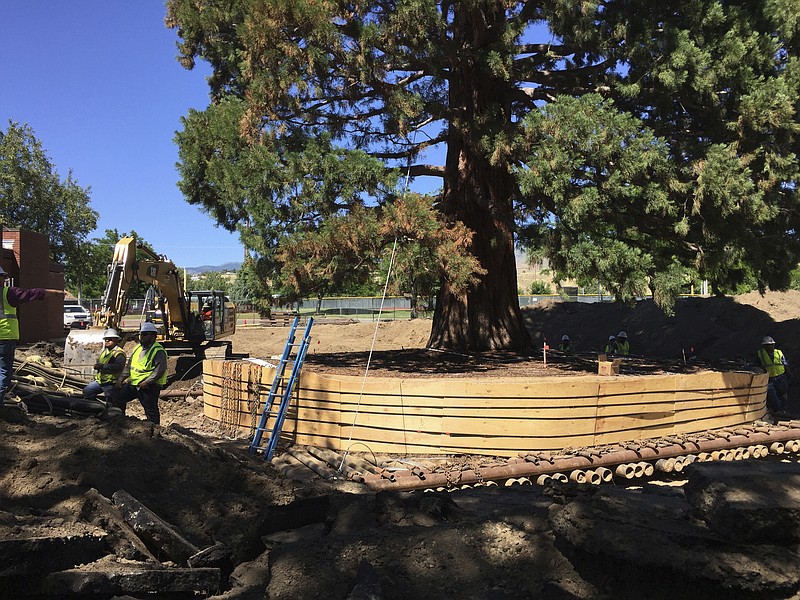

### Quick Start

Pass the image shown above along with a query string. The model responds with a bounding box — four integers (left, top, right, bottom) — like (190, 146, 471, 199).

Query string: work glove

(93, 362, 103, 371)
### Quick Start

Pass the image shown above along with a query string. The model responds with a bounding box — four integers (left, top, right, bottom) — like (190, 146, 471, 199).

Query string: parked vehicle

(63, 305, 92, 331)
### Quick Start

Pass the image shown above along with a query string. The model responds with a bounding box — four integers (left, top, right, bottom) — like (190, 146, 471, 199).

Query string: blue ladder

(248, 316, 314, 460)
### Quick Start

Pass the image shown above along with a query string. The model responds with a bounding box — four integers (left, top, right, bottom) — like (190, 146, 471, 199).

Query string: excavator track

(271, 419, 800, 492)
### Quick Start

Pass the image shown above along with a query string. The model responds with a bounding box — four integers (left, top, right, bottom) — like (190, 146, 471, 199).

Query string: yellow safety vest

(0, 288, 19, 341)
(95, 346, 125, 384)
(130, 342, 167, 386)
(757, 348, 786, 378)
(615, 340, 630, 356)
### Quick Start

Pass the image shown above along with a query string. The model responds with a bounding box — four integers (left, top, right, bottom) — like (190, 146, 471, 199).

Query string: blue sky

(1, 1, 244, 268)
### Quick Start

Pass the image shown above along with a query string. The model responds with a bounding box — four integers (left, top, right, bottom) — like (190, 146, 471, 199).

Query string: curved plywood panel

(202, 360, 768, 457)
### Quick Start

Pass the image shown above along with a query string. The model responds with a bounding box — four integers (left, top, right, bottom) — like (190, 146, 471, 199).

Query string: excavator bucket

(64, 329, 107, 378)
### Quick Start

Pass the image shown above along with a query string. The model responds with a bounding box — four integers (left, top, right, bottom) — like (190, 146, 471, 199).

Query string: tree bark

(428, 3, 531, 351)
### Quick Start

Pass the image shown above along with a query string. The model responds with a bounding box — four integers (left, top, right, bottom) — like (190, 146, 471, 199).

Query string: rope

(339, 237, 399, 471)
(337, 144, 416, 470)
(219, 361, 242, 438)
(247, 364, 263, 440)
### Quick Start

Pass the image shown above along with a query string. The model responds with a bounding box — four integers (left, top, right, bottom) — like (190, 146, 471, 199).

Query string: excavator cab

(189, 290, 236, 341)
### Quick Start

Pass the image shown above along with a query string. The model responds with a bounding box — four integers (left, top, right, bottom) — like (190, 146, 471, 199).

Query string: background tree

(166, 0, 800, 350)
(0, 120, 98, 285)
(70, 229, 158, 300)
(191, 270, 231, 292)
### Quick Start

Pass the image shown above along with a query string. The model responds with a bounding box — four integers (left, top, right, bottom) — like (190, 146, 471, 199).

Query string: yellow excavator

(65, 236, 236, 377)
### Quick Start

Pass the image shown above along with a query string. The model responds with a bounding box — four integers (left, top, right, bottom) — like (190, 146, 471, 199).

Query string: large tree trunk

(427, 4, 531, 352)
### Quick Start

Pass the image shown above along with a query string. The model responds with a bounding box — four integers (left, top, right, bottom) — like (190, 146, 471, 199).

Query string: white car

(64, 305, 92, 330)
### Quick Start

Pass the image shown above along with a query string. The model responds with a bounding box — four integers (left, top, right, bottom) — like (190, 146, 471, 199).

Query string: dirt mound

(0, 412, 300, 564)
(525, 291, 800, 368)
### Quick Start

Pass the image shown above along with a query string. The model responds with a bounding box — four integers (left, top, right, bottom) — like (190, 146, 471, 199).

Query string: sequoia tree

(166, 0, 800, 350)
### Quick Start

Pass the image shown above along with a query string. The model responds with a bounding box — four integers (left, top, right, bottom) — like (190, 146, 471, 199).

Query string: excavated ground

(2, 291, 800, 599)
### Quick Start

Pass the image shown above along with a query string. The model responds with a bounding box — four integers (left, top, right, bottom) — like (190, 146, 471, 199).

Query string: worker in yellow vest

(614, 331, 630, 356)
(109, 321, 167, 424)
(757, 336, 790, 418)
(82, 329, 126, 403)
(0, 265, 62, 411)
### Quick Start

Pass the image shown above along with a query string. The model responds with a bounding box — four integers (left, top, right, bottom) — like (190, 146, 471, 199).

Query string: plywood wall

(202, 360, 768, 457)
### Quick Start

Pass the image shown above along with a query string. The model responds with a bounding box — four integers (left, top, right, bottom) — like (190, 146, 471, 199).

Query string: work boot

(3, 395, 27, 413)
(0, 399, 29, 424)
(99, 405, 124, 422)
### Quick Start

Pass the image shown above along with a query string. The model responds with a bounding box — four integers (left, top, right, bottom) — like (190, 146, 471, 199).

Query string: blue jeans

(111, 382, 162, 425)
(83, 380, 114, 402)
(766, 374, 789, 414)
(0, 339, 17, 405)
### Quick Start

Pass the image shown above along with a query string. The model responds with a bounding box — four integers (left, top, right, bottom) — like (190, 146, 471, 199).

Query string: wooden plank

(439, 431, 597, 454)
(202, 362, 771, 456)
(441, 413, 597, 438)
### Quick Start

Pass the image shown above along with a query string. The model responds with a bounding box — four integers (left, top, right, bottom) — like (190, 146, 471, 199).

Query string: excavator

(65, 236, 236, 377)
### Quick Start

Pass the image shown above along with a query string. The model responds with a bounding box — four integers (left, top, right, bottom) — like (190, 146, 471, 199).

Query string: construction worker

(82, 329, 126, 403)
(109, 321, 167, 424)
(757, 336, 790, 418)
(558, 335, 573, 354)
(615, 331, 630, 356)
(0, 265, 62, 410)
(604, 335, 616, 354)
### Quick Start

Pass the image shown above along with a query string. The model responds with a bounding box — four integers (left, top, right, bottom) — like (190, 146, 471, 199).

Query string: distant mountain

(185, 262, 242, 275)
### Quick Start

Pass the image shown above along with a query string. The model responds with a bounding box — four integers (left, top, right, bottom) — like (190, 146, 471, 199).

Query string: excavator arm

(66, 236, 235, 377)
(97, 237, 193, 341)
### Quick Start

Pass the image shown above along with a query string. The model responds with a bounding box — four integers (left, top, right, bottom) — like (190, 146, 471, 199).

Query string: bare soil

(2, 291, 800, 599)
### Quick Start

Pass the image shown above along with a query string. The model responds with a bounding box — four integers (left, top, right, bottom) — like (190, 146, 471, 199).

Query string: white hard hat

(762, 336, 775, 345)
(608, 335, 616, 341)
(561, 335, 570, 341)
(102, 328, 120, 339)
(617, 331, 627, 339)
(140, 322, 159, 334)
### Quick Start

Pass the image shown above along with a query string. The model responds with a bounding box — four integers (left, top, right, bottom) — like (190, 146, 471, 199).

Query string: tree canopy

(166, 0, 800, 350)
(0, 120, 98, 287)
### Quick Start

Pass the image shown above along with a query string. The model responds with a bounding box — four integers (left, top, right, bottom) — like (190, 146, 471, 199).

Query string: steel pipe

(364, 423, 800, 492)
(569, 470, 587, 484)
(655, 458, 675, 473)
(595, 467, 613, 482)
(615, 464, 636, 479)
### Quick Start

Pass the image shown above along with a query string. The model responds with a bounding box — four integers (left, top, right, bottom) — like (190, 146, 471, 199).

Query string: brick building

(1, 228, 64, 342)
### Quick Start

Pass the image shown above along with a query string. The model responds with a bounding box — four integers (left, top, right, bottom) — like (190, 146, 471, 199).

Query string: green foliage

(191, 271, 231, 292)
(276, 194, 479, 308)
(517, 94, 677, 305)
(72, 229, 158, 299)
(529, 281, 554, 295)
(0, 120, 97, 287)
(166, 0, 800, 345)
(231, 257, 275, 314)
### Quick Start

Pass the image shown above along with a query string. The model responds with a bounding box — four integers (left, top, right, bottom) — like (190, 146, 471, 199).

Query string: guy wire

(339, 146, 415, 471)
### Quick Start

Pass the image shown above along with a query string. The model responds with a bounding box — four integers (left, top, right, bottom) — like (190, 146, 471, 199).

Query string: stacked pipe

(7, 356, 104, 417)
(362, 421, 800, 492)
